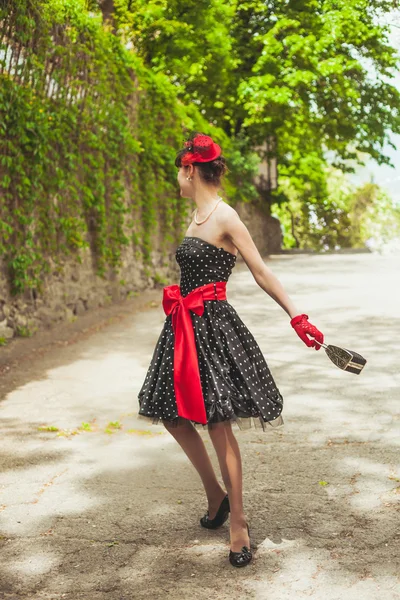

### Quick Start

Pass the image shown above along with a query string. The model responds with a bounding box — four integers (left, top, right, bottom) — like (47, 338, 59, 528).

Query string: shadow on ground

(0, 254, 399, 600)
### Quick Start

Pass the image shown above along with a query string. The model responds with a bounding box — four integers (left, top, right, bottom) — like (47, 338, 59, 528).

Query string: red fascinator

(181, 134, 221, 165)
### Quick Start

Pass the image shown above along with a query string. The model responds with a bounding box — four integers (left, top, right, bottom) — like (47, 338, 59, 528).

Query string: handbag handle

(313, 339, 328, 349)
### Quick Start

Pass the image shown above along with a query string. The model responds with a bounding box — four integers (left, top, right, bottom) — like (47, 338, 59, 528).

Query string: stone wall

(0, 201, 281, 341)
(234, 200, 282, 257)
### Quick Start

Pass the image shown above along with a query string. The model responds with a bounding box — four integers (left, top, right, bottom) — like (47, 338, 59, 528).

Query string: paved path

(0, 253, 399, 600)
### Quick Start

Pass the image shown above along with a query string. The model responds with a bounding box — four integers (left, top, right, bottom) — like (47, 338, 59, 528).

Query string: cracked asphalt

(0, 252, 399, 600)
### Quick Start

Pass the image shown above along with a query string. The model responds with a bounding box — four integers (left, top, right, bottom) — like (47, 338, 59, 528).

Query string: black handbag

(316, 341, 367, 374)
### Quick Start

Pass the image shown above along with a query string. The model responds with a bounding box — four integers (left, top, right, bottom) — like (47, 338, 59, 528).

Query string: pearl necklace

(194, 197, 223, 225)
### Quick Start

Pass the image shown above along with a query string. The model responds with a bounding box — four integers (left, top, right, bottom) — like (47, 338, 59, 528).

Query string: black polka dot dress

(138, 236, 284, 430)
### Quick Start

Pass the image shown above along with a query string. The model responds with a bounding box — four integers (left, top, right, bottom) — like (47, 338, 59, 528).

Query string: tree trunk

(98, 0, 116, 31)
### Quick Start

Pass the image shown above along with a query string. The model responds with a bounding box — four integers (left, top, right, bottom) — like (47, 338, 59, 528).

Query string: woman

(138, 131, 324, 567)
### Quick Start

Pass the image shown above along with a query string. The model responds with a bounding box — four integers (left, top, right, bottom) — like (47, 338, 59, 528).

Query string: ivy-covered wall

(0, 202, 281, 340)
(0, 0, 279, 342)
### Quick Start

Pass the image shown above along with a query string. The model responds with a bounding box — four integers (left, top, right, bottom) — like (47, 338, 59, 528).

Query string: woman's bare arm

(220, 209, 302, 319)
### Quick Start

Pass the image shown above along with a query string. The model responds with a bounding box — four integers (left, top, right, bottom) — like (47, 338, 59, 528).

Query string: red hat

(181, 134, 221, 165)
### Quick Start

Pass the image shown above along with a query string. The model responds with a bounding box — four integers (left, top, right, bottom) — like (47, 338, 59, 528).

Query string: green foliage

(15, 324, 37, 337)
(114, 0, 400, 221)
(232, 0, 400, 207)
(78, 421, 93, 431)
(0, 0, 138, 293)
(0, 0, 242, 296)
(153, 272, 168, 286)
(1, 0, 400, 295)
(348, 182, 400, 250)
(113, 0, 236, 108)
(106, 420, 122, 429)
(38, 424, 60, 431)
(272, 168, 400, 250)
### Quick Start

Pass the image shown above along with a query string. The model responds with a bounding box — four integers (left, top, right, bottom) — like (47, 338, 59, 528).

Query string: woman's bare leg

(208, 421, 250, 552)
(163, 418, 227, 518)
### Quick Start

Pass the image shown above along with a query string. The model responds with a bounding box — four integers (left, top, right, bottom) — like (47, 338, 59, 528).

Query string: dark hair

(175, 130, 228, 186)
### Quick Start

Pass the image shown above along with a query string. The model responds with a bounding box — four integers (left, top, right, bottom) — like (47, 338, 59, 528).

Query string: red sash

(162, 281, 227, 424)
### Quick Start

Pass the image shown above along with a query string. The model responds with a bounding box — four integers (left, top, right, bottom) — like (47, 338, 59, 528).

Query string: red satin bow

(162, 281, 227, 424)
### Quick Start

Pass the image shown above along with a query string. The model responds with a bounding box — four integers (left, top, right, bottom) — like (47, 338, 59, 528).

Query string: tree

(272, 168, 400, 250)
(109, 0, 400, 206)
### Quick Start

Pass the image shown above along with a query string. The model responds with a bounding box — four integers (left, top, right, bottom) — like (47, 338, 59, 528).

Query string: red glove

(290, 314, 324, 350)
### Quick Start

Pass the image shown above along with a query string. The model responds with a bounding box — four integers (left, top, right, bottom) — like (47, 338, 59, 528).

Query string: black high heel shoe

(200, 494, 230, 529)
(229, 523, 252, 567)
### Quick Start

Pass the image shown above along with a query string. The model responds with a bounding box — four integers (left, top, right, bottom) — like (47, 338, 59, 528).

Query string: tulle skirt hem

(137, 412, 284, 431)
